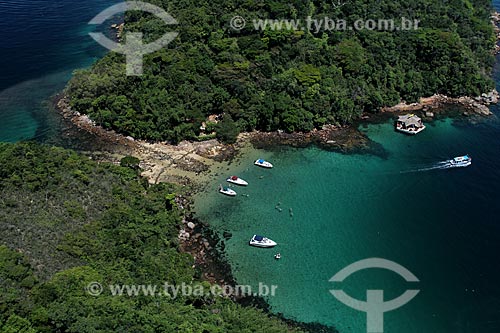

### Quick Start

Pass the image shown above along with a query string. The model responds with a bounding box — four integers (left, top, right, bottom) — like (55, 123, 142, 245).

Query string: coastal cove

(53, 89, 500, 332)
(193, 111, 500, 332)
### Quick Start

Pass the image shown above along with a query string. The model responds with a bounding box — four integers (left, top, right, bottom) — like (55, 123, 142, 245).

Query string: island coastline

(48, 10, 500, 329)
(54, 86, 498, 331)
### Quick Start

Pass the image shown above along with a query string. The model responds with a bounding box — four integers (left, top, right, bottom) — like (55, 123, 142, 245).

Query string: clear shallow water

(0, 0, 118, 142)
(195, 114, 500, 333)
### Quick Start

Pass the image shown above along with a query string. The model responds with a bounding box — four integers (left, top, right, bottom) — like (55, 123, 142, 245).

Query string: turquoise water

(194, 3, 500, 330)
(0, 0, 118, 142)
(194, 115, 500, 332)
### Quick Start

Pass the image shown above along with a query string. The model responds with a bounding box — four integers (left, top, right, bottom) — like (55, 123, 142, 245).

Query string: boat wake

(400, 160, 456, 174)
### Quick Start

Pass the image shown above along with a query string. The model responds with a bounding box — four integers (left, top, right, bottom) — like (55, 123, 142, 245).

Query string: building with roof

(395, 114, 426, 135)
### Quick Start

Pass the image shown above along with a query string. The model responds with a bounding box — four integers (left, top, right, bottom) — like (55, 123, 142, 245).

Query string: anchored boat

(226, 175, 248, 186)
(219, 185, 237, 196)
(254, 159, 273, 168)
(249, 235, 277, 248)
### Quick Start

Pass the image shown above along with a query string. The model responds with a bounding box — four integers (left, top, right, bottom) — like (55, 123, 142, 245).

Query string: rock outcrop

(381, 90, 499, 116)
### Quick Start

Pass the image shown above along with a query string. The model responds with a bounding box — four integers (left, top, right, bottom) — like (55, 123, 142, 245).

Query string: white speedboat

(226, 175, 248, 186)
(249, 235, 277, 248)
(254, 159, 273, 168)
(219, 185, 237, 196)
(448, 155, 472, 168)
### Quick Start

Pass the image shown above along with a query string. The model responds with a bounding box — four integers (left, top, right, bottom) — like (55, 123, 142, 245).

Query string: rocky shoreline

(176, 203, 339, 333)
(379, 9, 500, 117)
(56, 91, 499, 268)
(243, 125, 369, 152)
(110, 23, 124, 41)
(380, 90, 499, 116)
(57, 96, 370, 182)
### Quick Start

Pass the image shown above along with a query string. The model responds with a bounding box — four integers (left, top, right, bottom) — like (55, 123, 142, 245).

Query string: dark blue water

(0, 0, 118, 141)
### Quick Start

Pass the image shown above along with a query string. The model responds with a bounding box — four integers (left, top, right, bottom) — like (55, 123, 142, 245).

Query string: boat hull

(226, 178, 248, 186)
(219, 189, 237, 196)
(254, 160, 273, 168)
(249, 241, 277, 248)
(249, 235, 277, 248)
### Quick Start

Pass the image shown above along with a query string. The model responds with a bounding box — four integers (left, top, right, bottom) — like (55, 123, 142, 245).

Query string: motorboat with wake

(219, 185, 237, 196)
(226, 175, 248, 186)
(254, 159, 273, 168)
(249, 235, 277, 248)
(447, 155, 472, 168)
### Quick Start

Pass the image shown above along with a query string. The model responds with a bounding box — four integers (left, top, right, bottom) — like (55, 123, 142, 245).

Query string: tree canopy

(0, 142, 305, 333)
(67, 0, 495, 143)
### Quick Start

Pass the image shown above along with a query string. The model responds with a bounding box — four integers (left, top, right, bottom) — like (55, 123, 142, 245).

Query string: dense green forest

(0, 142, 304, 332)
(67, 0, 496, 142)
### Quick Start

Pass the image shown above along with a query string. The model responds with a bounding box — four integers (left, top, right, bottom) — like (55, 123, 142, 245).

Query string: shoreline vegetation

(380, 90, 499, 116)
(67, 0, 497, 143)
(0, 142, 319, 333)
(57, 80, 498, 178)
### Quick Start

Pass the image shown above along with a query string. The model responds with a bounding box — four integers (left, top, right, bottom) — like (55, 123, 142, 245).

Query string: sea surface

(193, 3, 500, 331)
(0, 0, 118, 142)
(194, 26, 500, 333)
(195, 110, 500, 332)
(195, 108, 500, 333)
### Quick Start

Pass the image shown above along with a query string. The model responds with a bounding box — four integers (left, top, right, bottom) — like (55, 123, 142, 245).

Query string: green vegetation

(0, 142, 304, 332)
(120, 155, 141, 170)
(67, 0, 496, 143)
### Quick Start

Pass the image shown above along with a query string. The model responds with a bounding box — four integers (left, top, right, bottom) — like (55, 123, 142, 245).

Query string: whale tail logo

(88, 1, 178, 76)
(329, 258, 420, 333)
